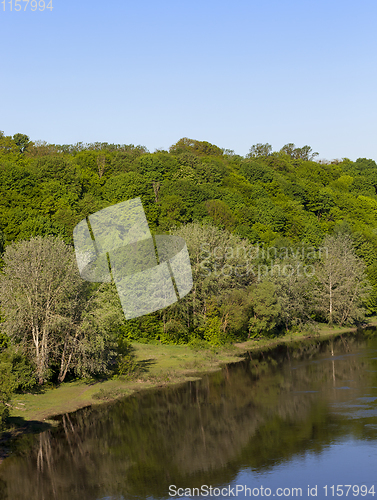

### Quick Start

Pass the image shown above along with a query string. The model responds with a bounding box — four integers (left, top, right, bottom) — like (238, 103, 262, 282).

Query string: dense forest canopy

(1, 131, 377, 248)
(1, 130, 377, 416)
(1, 132, 376, 253)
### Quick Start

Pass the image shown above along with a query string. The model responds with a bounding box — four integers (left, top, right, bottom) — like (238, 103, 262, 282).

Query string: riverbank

(1, 320, 376, 463)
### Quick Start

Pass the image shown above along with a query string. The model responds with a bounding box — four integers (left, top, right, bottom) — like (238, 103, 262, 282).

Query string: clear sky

(1, 0, 377, 161)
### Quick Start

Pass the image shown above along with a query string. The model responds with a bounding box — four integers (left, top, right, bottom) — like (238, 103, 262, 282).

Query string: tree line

(1, 131, 377, 426)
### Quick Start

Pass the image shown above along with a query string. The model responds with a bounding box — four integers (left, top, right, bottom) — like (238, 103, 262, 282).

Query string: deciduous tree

(0, 236, 124, 383)
(246, 143, 272, 158)
(314, 233, 370, 325)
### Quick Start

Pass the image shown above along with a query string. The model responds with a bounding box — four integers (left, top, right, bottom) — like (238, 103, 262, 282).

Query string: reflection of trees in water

(0, 331, 376, 500)
(36, 431, 61, 500)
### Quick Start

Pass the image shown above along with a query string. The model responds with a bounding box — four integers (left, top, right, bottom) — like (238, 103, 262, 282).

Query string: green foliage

(132, 152, 176, 182)
(198, 158, 227, 183)
(313, 233, 370, 325)
(0, 346, 36, 429)
(280, 143, 319, 161)
(200, 302, 229, 346)
(205, 199, 236, 230)
(248, 282, 281, 338)
(17, 214, 67, 241)
(0, 348, 36, 393)
(159, 319, 189, 345)
(0, 332, 9, 351)
(246, 143, 272, 158)
(119, 314, 163, 343)
(161, 179, 206, 208)
(0, 359, 12, 429)
(159, 194, 188, 228)
(169, 137, 224, 157)
(102, 172, 150, 203)
(0, 131, 18, 158)
(1, 131, 377, 350)
(74, 150, 111, 180)
(240, 160, 274, 183)
(254, 198, 287, 232)
(13, 133, 30, 154)
(0, 230, 4, 255)
(115, 338, 138, 378)
(0, 237, 127, 385)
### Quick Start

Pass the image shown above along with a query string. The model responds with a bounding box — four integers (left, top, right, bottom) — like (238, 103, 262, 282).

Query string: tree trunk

(329, 274, 333, 325)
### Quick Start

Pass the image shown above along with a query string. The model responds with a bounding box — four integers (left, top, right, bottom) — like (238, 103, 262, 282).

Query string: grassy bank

(7, 342, 243, 424)
(1, 319, 376, 459)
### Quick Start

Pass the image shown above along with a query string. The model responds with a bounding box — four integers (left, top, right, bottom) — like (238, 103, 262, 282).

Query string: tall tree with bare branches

(0, 236, 123, 384)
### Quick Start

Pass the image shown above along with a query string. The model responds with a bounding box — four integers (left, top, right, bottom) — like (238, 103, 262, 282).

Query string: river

(0, 330, 376, 499)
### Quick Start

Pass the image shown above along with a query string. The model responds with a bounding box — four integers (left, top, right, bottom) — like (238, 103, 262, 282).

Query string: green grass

(7, 342, 241, 423)
(6, 318, 377, 426)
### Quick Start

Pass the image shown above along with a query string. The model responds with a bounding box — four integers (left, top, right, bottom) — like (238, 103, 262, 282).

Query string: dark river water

(0, 330, 377, 500)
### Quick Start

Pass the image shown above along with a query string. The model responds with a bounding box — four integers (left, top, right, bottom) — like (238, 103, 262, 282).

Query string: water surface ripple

(1, 330, 376, 500)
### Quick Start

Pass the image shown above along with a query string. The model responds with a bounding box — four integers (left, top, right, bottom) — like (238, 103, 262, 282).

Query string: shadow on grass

(5, 416, 52, 433)
(135, 358, 156, 374)
(20, 384, 49, 395)
(81, 358, 156, 385)
(1, 416, 53, 461)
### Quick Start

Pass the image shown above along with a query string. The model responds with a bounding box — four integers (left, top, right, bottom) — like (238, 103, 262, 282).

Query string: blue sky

(1, 0, 377, 161)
